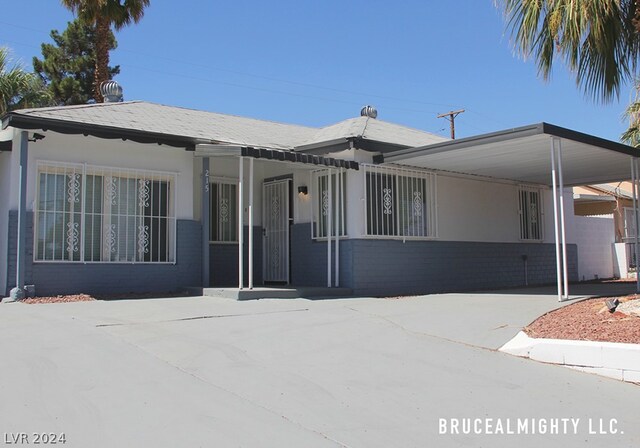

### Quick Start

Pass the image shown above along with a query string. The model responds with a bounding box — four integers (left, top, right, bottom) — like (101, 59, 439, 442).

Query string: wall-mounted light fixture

(28, 133, 45, 142)
(298, 186, 308, 196)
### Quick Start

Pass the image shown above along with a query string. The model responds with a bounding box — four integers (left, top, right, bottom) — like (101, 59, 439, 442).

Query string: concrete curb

(499, 331, 640, 383)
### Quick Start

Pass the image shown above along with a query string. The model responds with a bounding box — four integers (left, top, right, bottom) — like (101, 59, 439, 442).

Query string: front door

(263, 179, 290, 283)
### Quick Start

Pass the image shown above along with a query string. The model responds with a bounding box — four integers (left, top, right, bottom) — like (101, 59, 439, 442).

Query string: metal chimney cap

(100, 80, 123, 102)
(360, 105, 377, 119)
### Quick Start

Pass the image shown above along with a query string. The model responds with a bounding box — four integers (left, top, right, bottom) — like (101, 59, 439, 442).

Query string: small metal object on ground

(605, 298, 620, 313)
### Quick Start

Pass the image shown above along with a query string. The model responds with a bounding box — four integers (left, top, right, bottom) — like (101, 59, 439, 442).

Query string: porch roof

(194, 144, 359, 170)
(376, 123, 637, 187)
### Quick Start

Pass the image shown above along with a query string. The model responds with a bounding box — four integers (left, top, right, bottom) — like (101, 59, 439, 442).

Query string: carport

(375, 122, 640, 301)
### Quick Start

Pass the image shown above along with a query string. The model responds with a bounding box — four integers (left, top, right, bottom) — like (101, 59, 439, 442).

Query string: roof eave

(3, 112, 202, 151)
(377, 122, 638, 164)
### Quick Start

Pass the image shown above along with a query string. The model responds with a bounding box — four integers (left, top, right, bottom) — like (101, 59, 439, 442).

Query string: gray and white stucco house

(1, 98, 638, 300)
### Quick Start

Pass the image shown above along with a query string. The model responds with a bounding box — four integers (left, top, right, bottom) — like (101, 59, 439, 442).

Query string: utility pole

(437, 109, 465, 139)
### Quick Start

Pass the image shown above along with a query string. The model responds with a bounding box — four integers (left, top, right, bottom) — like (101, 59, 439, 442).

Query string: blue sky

(0, 1, 634, 141)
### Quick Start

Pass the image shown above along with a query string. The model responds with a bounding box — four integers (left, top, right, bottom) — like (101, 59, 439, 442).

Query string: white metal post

(248, 157, 254, 289)
(238, 156, 244, 289)
(327, 169, 333, 288)
(334, 169, 340, 287)
(632, 158, 640, 293)
(550, 138, 563, 302)
(557, 139, 569, 299)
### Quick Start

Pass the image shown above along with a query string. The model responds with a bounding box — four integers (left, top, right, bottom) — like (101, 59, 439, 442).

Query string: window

(35, 161, 176, 262)
(363, 164, 437, 238)
(312, 170, 346, 238)
(624, 207, 637, 240)
(210, 179, 237, 242)
(518, 186, 543, 240)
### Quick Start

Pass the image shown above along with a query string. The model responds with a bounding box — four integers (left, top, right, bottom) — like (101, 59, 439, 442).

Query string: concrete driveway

(0, 285, 638, 447)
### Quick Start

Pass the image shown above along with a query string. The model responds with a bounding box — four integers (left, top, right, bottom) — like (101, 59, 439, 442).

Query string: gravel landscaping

(525, 295, 640, 344)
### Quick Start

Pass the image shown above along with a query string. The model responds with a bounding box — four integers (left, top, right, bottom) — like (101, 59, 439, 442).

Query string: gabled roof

(1, 101, 446, 152)
(2, 101, 317, 150)
(298, 116, 446, 149)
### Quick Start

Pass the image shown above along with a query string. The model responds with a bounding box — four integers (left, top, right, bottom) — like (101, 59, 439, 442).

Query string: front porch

(196, 145, 355, 292)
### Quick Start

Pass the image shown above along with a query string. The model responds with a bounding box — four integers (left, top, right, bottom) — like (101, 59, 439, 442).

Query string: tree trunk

(94, 15, 110, 103)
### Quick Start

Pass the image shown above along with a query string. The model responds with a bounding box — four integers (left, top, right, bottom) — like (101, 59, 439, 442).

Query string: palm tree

(0, 47, 52, 115)
(61, 0, 149, 102)
(498, 0, 640, 102)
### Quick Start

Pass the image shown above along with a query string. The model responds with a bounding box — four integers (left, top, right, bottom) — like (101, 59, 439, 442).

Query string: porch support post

(201, 157, 210, 288)
(248, 157, 254, 289)
(632, 158, 640, 293)
(557, 139, 569, 299)
(334, 168, 341, 287)
(327, 169, 333, 288)
(550, 137, 563, 302)
(7, 131, 29, 302)
(238, 156, 244, 289)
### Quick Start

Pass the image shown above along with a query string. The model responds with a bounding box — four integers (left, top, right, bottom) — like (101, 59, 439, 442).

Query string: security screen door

(262, 179, 290, 283)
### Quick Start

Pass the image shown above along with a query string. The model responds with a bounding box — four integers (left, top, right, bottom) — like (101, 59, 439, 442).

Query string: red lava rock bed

(20, 291, 188, 304)
(525, 294, 640, 344)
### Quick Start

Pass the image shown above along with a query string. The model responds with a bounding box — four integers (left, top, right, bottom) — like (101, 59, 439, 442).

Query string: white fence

(574, 215, 615, 280)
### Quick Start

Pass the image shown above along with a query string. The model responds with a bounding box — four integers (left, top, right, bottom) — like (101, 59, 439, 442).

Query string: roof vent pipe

(360, 105, 377, 119)
(100, 80, 124, 103)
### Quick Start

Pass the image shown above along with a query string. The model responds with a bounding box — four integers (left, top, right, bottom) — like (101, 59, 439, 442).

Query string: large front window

(363, 164, 437, 238)
(35, 161, 176, 262)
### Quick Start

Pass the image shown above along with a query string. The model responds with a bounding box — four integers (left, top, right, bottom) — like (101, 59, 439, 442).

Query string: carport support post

(631, 158, 640, 293)
(238, 156, 244, 290)
(327, 169, 333, 288)
(550, 138, 563, 302)
(201, 157, 210, 288)
(8, 131, 28, 302)
(557, 139, 569, 299)
(248, 157, 254, 289)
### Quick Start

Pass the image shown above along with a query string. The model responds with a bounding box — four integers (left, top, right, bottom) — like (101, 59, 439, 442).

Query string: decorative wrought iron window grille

(362, 164, 437, 239)
(35, 161, 176, 263)
(210, 178, 238, 242)
(518, 186, 544, 241)
(311, 170, 346, 239)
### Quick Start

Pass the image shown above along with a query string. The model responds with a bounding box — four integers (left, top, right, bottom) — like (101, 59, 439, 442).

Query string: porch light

(298, 186, 308, 196)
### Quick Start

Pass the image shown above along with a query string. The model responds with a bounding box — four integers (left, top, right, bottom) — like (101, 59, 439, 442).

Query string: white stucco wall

(574, 215, 615, 280)
(436, 175, 574, 244)
(341, 165, 575, 244)
(20, 131, 195, 219)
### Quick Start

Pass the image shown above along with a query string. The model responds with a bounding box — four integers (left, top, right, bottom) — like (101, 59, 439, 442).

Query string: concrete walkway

(0, 286, 638, 447)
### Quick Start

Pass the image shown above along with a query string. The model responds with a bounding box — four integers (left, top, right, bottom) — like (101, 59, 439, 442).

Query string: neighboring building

(1, 99, 636, 298)
(574, 183, 636, 278)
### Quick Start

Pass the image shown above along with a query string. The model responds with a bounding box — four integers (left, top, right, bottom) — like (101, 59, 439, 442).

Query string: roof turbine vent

(360, 105, 377, 119)
(100, 80, 123, 103)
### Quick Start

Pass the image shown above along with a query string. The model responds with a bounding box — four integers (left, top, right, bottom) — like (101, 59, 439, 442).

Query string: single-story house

(1, 92, 639, 300)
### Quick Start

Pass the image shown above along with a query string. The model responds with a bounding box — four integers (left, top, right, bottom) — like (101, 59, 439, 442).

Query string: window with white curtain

(35, 161, 176, 263)
(363, 164, 437, 238)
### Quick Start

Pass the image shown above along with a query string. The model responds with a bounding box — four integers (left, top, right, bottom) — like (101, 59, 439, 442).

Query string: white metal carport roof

(377, 122, 637, 187)
(376, 122, 640, 302)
